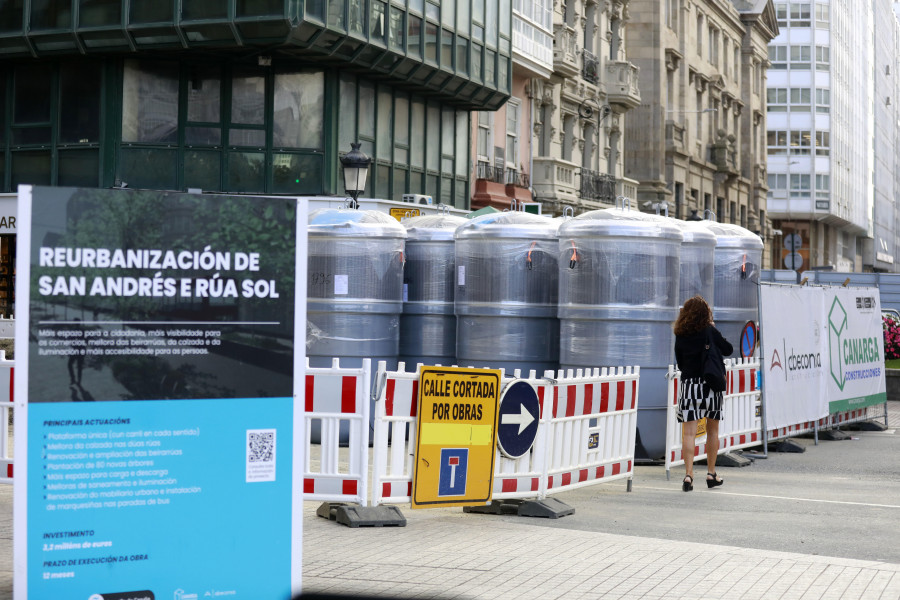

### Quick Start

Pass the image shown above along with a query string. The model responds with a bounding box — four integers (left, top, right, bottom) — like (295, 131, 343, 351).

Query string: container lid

(669, 219, 717, 247)
(701, 221, 764, 250)
(403, 214, 469, 241)
(308, 208, 407, 238)
(455, 211, 560, 240)
(558, 208, 684, 241)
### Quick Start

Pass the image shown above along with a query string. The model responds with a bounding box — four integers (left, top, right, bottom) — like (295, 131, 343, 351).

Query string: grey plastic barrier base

(316, 502, 407, 528)
(816, 429, 852, 441)
(463, 497, 575, 519)
(769, 439, 806, 453)
(713, 451, 753, 468)
(845, 420, 888, 432)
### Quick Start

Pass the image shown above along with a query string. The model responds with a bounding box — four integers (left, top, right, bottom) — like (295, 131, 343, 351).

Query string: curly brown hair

(673, 295, 713, 336)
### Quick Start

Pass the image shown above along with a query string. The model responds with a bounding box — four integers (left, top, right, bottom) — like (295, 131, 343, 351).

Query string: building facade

(471, 0, 642, 215)
(0, 1, 514, 209)
(767, 1, 900, 273)
(625, 0, 777, 252)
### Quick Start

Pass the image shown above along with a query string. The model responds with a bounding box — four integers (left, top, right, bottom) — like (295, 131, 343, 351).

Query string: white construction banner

(823, 286, 886, 413)
(759, 284, 828, 430)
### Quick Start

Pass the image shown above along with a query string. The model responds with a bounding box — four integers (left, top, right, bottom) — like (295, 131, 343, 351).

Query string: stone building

(625, 0, 778, 255)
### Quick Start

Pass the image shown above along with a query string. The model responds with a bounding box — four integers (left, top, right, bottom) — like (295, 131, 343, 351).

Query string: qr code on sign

(248, 431, 274, 462)
(246, 429, 276, 482)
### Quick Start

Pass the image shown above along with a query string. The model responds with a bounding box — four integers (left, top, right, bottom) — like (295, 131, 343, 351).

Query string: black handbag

(702, 329, 727, 392)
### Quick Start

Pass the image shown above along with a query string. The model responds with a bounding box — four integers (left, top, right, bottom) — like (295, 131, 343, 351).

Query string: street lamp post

(340, 142, 372, 209)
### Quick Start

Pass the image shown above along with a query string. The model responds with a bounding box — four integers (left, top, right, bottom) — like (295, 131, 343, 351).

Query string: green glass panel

(130, 0, 174, 23)
(498, 55, 508, 92)
(231, 70, 265, 125)
(14, 63, 51, 123)
(388, 6, 403, 50)
(273, 72, 324, 149)
(485, 49, 495, 88)
(455, 111, 467, 176)
(410, 0, 423, 13)
(184, 150, 222, 191)
(408, 14, 421, 58)
(119, 148, 177, 189)
(272, 153, 323, 194)
(440, 175, 452, 204)
(392, 167, 407, 199)
(79, 0, 121, 27)
(122, 60, 179, 143)
(236, 0, 283, 18)
(376, 87, 391, 160)
(409, 170, 424, 194)
(457, 0, 469, 35)
(441, 0, 454, 27)
(338, 75, 356, 152)
(456, 37, 468, 75)
(426, 104, 439, 171)
(426, 173, 438, 199)
(424, 21, 437, 62)
(425, 2, 438, 21)
(359, 80, 375, 139)
(499, 0, 510, 37)
(0, 0, 23, 33)
(187, 67, 221, 123)
(327, 0, 344, 29)
(31, 0, 72, 29)
(348, 0, 364, 35)
(59, 62, 101, 144)
(227, 151, 264, 192)
(370, 1, 386, 43)
(454, 178, 466, 207)
(229, 129, 265, 147)
(186, 127, 221, 145)
(12, 127, 51, 145)
(0, 74, 4, 144)
(0, 154, 5, 192)
(183, 0, 228, 20)
(11, 151, 51, 187)
(58, 149, 99, 187)
(410, 101, 424, 169)
(441, 30, 452, 67)
(375, 164, 390, 199)
(471, 44, 482, 82)
(306, 0, 325, 21)
(485, 0, 497, 46)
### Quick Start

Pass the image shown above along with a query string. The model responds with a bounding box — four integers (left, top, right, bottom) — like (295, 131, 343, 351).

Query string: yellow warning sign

(412, 366, 500, 508)
(389, 207, 420, 221)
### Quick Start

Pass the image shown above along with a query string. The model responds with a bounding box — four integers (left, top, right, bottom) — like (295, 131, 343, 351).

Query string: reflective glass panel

(338, 75, 357, 152)
(188, 68, 221, 123)
(0, 1, 23, 33)
(79, 0, 121, 27)
(231, 70, 265, 125)
(118, 148, 177, 189)
(59, 62, 101, 144)
(236, 0, 283, 17)
(408, 15, 421, 57)
(184, 150, 222, 191)
(182, 0, 228, 20)
(272, 153, 323, 194)
(11, 151, 51, 187)
(410, 102, 424, 169)
(130, 0, 174, 23)
(58, 149, 100, 187)
(273, 72, 324, 149)
(388, 6, 404, 50)
(14, 63, 51, 123)
(425, 21, 437, 61)
(122, 60, 179, 143)
(229, 129, 266, 147)
(227, 151, 265, 192)
(359, 80, 375, 138)
(186, 127, 222, 145)
(376, 87, 392, 160)
(31, 0, 71, 29)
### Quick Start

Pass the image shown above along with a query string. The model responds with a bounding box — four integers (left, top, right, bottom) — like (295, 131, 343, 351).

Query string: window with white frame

(790, 173, 811, 197)
(767, 130, 788, 154)
(768, 88, 788, 111)
(790, 45, 811, 68)
(709, 27, 719, 68)
(790, 87, 811, 111)
(697, 13, 703, 56)
(506, 98, 520, 170)
(769, 45, 787, 69)
(815, 3, 829, 27)
(816, 88, 830, 113)
(767, 172, 787, 194)
(476, 111, 492, 162)
(790, 130, 811, 154)
(775, 3, 787, 27)
(790, 3, 811, 26)
(815, 45, 829, 70)
(815, 131, 830, 155)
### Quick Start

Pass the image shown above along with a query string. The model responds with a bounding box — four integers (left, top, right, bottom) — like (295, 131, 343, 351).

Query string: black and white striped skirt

(677, 377, 723, 423)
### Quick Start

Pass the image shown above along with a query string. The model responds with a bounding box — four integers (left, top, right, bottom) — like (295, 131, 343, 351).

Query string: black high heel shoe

(706, 472, 723, 488)
(682, 475, 693, 492)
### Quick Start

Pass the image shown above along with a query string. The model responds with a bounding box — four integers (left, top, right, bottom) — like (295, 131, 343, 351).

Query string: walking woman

(673, 295, 733, 491)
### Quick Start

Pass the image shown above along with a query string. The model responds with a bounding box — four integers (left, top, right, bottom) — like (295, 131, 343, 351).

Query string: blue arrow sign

(497, 381, 540, 459)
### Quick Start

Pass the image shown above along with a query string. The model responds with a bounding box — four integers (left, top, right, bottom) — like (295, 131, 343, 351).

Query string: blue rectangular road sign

(437, 448, 468, 497)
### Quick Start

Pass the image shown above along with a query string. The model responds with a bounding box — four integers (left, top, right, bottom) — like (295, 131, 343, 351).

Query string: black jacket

(674, 325, 733, 379)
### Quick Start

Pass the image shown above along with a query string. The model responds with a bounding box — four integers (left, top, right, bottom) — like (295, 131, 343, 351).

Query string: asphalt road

(530, 416, 900, 563)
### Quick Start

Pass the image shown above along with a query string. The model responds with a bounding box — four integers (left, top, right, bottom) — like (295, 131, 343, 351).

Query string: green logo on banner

(828, 297, 848, 391)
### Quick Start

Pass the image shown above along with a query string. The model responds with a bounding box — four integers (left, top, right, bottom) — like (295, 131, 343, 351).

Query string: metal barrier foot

(464, 498, 575, 519)
(846, 421, 888, 432)
(768, 440, 806, 453)
(316, 502, 407, 528)
(816, 429, 852, 441)
(714, 451, 754, 468)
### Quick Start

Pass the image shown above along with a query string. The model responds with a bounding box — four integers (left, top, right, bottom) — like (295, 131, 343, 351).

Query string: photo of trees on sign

(28, 187, 296, 403)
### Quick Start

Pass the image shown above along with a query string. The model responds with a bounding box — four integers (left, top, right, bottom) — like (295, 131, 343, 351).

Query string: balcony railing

(506, 168, 530, 188)
(578, 170, 617, 203)
(476, 161, 506, 184)
(582, 49, 600, 85)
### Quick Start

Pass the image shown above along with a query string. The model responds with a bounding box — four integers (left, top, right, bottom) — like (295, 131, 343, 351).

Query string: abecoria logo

(828, 296, 880, 391)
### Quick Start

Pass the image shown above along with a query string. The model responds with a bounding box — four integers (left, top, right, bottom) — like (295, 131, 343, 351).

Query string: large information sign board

(412, 366, 499, 508)
(14, 186, 306, 599)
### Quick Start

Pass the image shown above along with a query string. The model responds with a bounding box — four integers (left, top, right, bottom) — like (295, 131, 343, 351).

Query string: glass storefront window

(184, 150, 222, 191)
(376, 87, 392, 160)
(186, 127, 221, 145)
(441, 30, 453, 67)
(427, 104, 440, 171)
(59, 62, 101, 144)
(0, 235, 14, 318)
(11, 151, 51, 187)
(231, 70, 265, 125)
(272, 153, 323, 193)
(274, 72, 324, 149)
(394, 94, 409, 165)
(14, 64, 51, 125)
(58, 149, 100, 187)
(338, 75, 357, 152)
(410, 102, 424, 169)
(79, 0, 121, 27)
(122, 60, 179, 143)
(188, 68, 221, 123)
(455, 111, 468, 176)
(229, 129, 266, 147)
(119, 148, 177, 189)
(227, 151, 265, 192)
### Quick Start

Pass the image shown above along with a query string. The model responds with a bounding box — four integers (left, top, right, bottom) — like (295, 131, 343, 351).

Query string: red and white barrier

(0, 352, 13, 483)
(370, 363, 639, 506)
(665, 358, 761, 478)
(302, 358, 370, 506)
(829, 405, 886, 429)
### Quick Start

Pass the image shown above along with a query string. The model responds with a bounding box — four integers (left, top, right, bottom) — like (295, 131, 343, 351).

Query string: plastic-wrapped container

(307, 208, 406, 441)
(670, 220, 717, 305)
(455, 212, 560, 375)
(400, 213, 468, 369)
(558, 208, 683, 459)
(701, 221, 764, 355)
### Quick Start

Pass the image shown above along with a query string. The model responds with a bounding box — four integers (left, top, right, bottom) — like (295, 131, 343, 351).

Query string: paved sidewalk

(301, 499, 900, 600)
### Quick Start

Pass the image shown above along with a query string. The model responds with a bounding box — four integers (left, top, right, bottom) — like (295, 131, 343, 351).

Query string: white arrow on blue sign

(497, 381, 540, 459)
